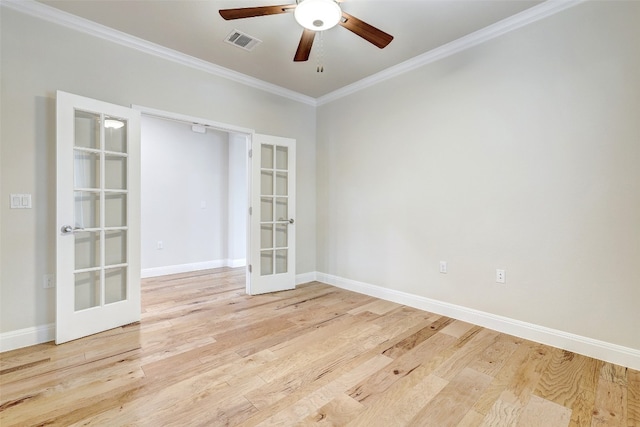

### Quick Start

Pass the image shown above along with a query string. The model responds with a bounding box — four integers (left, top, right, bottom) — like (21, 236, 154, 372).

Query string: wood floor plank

(409, 367, 493, 426)
(628, 368, 640, 427)
(472, 340, 551, 416)
(592, 369, 628, 426)
(535, 347, 601, 427)
(346, 371, 449, 426)
(347, 332, 456, 405)
(1, 267, 637, 427)
(517, 394, 571, 427)
(301, 393, 364, 426)
(254, 354, 391, 426)
(432, 327, 499, 381)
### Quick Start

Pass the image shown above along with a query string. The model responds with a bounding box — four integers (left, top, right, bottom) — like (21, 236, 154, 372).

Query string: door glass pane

(104, 117, 127, 153)
(275, 224, 288, 248)
(75, 231, 100, 270)
(74, 191, 100, 229)
(261, 250, 274, 276)
(74, 151, 100, 189)
(261, 225, 273, 250)
(276, 146, 288, 170)
(105, 155, 127, 190)
(75, 271, 100, 311)
(275, 198, 288, 221)
(105, 230, 126, 266)
(261, 197, 273, 221)
(74, 111, 100, 149)
(261, 171, 273, 195)
(105, 267, 127, 304)
(261, 144, 274, 169)
(275, 172, 288, 196)
(105, 193, 127, 227)
(276, 249, 288, 274)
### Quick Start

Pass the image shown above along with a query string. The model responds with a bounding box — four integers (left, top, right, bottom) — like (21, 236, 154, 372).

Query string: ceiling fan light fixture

(294, 0, 342, 31)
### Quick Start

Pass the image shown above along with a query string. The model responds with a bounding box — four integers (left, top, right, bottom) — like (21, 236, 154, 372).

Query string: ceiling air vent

(225, 29, 262, 51)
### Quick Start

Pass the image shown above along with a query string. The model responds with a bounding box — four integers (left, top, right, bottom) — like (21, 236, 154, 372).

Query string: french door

(249, 134, 296, 294)
(56, 91, 141, 344)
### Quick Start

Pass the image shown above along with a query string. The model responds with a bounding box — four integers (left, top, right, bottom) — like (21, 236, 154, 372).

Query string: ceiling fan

(219, 0, 394, 62)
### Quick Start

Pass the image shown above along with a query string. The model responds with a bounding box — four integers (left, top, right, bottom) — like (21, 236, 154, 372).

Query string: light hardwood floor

(1, 268, 638, 426)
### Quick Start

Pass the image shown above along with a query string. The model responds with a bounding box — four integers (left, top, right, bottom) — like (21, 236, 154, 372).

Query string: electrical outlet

(439, 261, 447, 274)
(43, 274, 55, 288)
(157, 241, 163, 250)
(496, 269, 506, 284)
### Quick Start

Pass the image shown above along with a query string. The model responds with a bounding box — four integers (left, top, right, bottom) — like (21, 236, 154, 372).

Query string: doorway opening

(136, 107, 252, 291)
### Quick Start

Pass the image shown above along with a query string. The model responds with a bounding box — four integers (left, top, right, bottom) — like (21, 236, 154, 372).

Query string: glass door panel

(74, 271, 100, 311)
(275, 172, 288, 196)
(72, 108, 129, 311)
(74, 111, 100, 149)
(275, 224, 288, 247)
(105, 193, 127, 227)
(261, 251, 274, 276)
(105, 230, 127, 265)
(276, 146, 288, 169)
(261, 197, 274, 221)
(259, 143, 290, 277)
(275, 198, 288, 221)
(74, 191, 100, 228)
(75, 231, 100, 270)
(104, 116, 127, 152)
(105, 155, 127, 190)
(105, 267, 127, 304)
(74, 151, 100, 189)
(275, 249, 287, 274)
(261, 225, 273, 249)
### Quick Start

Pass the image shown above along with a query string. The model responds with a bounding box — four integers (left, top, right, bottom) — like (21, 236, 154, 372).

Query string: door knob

(61, 225, 84, 234)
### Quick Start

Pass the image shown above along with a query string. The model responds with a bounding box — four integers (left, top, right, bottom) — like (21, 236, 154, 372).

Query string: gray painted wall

(316, 1, 640, 350)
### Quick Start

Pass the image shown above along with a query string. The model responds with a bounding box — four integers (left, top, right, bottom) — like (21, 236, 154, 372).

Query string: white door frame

(132, 105, 256, 293)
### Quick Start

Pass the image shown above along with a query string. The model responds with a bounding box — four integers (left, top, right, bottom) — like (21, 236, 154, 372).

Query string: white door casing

(249, 134, 296, 295)
(56, 91, 141, 344)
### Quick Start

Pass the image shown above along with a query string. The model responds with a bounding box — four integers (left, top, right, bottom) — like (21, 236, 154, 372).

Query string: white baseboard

(227, 258, 247, 268)
(141, 259, 245, 278)
(296, 271, 318, 285)
(0, 323, 55, 352)
(316, 272, 640, 371)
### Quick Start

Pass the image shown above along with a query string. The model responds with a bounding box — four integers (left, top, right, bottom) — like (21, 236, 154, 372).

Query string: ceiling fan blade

(219, 4, 296, 20)
(339, 11, 393, 49)
(294, 29, 316, 62)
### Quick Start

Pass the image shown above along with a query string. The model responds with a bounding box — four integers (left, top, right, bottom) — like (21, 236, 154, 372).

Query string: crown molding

(0, 0, 318, 107)
(2, 0, 583, 108)
(316, 0, 585, 106)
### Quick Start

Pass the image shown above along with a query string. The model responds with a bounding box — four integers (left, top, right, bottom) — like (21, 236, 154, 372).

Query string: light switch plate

(10, 194, 32, 209)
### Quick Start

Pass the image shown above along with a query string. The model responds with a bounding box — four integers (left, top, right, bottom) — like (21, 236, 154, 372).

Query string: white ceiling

(36, 0, 544, 98)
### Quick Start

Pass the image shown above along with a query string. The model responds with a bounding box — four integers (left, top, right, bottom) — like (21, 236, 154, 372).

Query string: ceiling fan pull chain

(317, 31, 325, 73)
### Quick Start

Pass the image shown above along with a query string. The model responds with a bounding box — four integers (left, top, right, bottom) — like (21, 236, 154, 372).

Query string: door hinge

(249, 206, 252, 215)
(248, 149, 253, 158)
(248, 264, 252, 273)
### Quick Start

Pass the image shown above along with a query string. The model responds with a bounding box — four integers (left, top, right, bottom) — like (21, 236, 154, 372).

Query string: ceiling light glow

(294, 0, 342, 31)
(104, 119, 125, 129)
